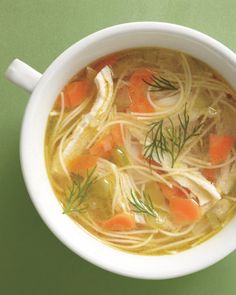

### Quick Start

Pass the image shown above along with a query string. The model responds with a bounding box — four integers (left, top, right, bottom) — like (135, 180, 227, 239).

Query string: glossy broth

(45, 48, 236, 255)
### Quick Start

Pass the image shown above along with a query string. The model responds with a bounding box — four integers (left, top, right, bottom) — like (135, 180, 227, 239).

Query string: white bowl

(5, 22, 236, 279)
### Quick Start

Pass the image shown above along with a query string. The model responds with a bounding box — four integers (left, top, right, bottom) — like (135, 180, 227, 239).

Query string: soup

(45, 48, 236, 255)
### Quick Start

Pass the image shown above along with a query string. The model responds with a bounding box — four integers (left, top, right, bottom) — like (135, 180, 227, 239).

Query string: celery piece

(87, 176, 114, 219)
(206, 212, 221, 229)
(111, 147, 129, 167)
(230, 181, 236, 197)
(211, 199, 231, 221)
(145, 182, 166, 208)
(89, 176, 114, 199)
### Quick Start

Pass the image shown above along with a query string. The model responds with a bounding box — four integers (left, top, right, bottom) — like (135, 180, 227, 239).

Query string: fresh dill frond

(63, 167, 97, 214)
(128, 191, 158, 218)
(144, 105, 203, 167)
(143, 74, 178, 92)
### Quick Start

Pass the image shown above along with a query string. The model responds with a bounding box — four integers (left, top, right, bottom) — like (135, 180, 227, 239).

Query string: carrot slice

(209, 134, 235, 164)
(129, 68, 152, 98)
(63, 79, 89, 109)
(169, 197, 201, 223)
(111, 124, 123, 146)
(93, 54, 119, 72)
(159, 183, 187, 200)
(128, 68, 155, 113)
(89, 134, 114, 159)
(201, 168, 216, 182)
(89, 124, 124, 159)
(103, 213, 136, 231)
(68, 154, 98, 176)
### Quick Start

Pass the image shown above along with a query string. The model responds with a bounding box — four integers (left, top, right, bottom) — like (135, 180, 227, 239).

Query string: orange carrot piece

(68, 154, 98, 176)
(159, 183, 187, 200)
(169, 197, 201, 223)
(209, 134, 235, 164)
(89, 134, 114, 159)
(93, 54, 119, 72)
(128, 68, 155, 113)
(89, 124, 124, 159)
(103, 213, 136, 231)
(111, 124, 123, 146)
(201, 168, 216, 182)
(129, 68, 152, 98)
(64, 79, 89, 109)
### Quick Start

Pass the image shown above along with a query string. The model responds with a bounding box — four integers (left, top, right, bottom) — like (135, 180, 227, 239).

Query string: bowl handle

(5, 59, 42, 93)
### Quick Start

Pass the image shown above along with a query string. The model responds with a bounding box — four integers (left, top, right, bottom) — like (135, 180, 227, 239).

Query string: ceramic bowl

(5, 22, 236, 279)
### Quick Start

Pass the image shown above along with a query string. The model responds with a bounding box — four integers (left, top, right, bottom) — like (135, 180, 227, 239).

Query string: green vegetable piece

(194, 95, 211, 113)
(212, 199, 231, 221)
(145, 182, 166, 208)
(206, 211, 221, 229)
(191, 94, 213, 120)
(111, 146, 129, 167)
(89, 176, 114, 199)
(88, 176, 114, 220)
(230, 182, 236, 197)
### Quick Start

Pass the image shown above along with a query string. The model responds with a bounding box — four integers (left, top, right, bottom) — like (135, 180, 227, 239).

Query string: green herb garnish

(128, 191, 158, 217)
(143, 75, 178, 92)
(144, 105, 203, 167)
(63, 167, 97, 214)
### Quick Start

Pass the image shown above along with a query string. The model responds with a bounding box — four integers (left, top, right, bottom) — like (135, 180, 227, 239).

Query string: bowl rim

(20, 22, 236, 279)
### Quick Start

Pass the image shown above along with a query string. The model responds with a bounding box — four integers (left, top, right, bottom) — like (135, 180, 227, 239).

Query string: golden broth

(45, 48, 236, 255)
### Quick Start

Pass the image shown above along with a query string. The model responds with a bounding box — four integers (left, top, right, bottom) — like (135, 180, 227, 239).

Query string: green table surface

(1, 0, 236, 294)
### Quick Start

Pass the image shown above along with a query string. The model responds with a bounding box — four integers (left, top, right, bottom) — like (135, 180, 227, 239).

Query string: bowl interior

(20, 23, 236, 279)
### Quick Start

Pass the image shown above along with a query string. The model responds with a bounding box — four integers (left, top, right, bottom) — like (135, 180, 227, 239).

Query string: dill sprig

(144, 105, 203, 167)
(143, 74, 178, 92)
(63, 167, 97, 214)
(128, 191, 158, 218)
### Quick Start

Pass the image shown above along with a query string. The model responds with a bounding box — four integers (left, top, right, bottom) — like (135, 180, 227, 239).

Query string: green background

(1, 0, 236, 294)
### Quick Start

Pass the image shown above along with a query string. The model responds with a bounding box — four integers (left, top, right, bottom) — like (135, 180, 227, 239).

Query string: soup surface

(45, 48, 236, 255)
